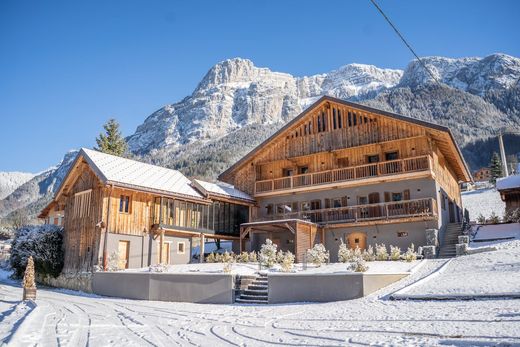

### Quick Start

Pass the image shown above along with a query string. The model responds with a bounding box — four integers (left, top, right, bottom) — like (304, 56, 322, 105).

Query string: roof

(58, 148, 204, 200)
(496, 175, 520, 191)
(192, 179, 254, 203)
(218, 95, 472, 183)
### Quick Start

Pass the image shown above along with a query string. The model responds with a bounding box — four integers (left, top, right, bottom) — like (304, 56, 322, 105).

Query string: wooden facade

(220, 96, 471, 259)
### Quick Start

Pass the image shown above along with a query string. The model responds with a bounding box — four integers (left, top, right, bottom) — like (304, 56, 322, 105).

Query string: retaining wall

(92, 272, 235, 304)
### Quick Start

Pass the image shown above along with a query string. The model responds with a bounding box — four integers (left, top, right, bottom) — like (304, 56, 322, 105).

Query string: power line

(369, 0, 441, 85)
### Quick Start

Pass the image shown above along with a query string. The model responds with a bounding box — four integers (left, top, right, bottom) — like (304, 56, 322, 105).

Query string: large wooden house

(218, 96, 472, 262)
(39, 148, 254, 272)
(41, 96, 472, 270)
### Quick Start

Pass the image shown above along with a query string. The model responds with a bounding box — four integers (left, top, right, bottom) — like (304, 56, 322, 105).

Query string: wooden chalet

(39, 148, 255, 272)
(218, 96, 472, 262)
(497, 175, 520, 215)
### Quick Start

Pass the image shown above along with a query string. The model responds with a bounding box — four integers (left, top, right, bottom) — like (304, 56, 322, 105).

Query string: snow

(497, 174, 520, 190)
(2, 259, 520, 345)
(471, 223, 520, 242)
(126, 260, 420, 276)
(0, 171, 35, 200)
(461, 187, 505, 219)
(392, 236, 520, 299)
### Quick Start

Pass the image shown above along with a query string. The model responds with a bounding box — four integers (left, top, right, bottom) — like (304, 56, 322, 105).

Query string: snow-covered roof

(496, 175, 520, 191)
(79, 148, 203, 199)
(192, 179, 254, 202)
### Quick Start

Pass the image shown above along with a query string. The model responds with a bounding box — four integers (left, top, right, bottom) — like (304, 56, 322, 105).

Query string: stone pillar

(422, 245, 436, 259)
(425, 229, 439, 247)
(456, 243, 468, 257)
(458, 235, 469, 244)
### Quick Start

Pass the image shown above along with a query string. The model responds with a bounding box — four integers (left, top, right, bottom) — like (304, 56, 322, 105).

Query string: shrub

(503, 208, 520, 223)
(477, 213, 486, 224)
(389, 245, 401, 261)
(375, 243, 389, 261)
(223, 259, 233, 273)
(488, 212, 500, 224)
(362, 245, 376, 262)
(338, 242, 354, 263)
(249, 251, 258, 262)
(349, 257, 369, 272)
(276, 250, 285, 264)
(0, 227, 14, 240)
(404, 243, 417, 262)
(221, 251, 234, 263)
(10, 225, 64, 278)
(280, 251, 295, 272)
(237, 252, 250, 263)
(259, 239, 277, 268)
(206, 252, 217, 263)
(149, 263, 168, 272)
(306, 243, 329, 267)
(107, 251, 119, 271)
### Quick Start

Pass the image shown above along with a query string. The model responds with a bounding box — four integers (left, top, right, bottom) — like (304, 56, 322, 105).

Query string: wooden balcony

(255, 155, 432, 196)
(253, 198, 437, 225)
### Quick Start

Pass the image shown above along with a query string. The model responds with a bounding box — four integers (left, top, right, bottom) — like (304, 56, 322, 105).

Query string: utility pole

(498, 131, 509, 177)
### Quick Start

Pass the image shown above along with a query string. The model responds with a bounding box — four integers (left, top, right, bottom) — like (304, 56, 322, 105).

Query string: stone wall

(38, 272, 93, 293)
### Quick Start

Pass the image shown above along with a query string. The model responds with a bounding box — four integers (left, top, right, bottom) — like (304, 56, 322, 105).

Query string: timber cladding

(219, 97, 471, 196)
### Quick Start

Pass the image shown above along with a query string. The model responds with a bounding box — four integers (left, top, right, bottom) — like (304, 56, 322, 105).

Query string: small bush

(107, 251, 119, 271)
(349, 257, 369, 272)
(389, 245, 401, 261)
(149, 263, 168, 272)
(206, 252, 217, 263)
(236, 252, 250, 263)
(338, 242, 354, 263)
(276, 250, 285, 264)
(488, 212, 500, 224)
(280, 251, 295, 272)
(477, 214, 486, 224)
(223, 259, 233, 273)
(404, 243, 417, 262)
(249, 251, 258, 262)
(259, 239, 277, 268)
(375, 243, 388, 261)
(10, 225, 64, 278)
(362, 245, 376, 262)
(221, 251, 234, 263)
(306, 243, 329, 267)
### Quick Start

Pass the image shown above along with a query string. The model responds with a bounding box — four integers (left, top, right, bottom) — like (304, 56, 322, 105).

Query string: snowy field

(129, 260, 419, 276)
(2, 254, 520, 346)
(461, 187, 505, 220)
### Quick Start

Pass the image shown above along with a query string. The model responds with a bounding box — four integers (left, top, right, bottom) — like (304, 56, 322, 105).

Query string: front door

(118, 241, 130, 269)
(347, 232, 367, 250)
(449, 201, 455, 223)
(158, 241, 171, 264)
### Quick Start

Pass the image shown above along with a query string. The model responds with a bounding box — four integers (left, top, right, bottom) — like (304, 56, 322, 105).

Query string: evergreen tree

(489, 152, 503, 184)
(95, 119, 128, 156)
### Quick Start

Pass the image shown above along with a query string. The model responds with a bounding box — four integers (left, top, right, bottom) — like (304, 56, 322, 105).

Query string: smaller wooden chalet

(497, 175, 520, 214)
(39, 148, 254, 272)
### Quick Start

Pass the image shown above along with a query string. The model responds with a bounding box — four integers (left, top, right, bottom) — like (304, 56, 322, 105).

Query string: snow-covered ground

(130, 260, 419, 276)
(461, 187, 505, 220)
(392, 226, 520, 299)
(1, 260, 520, 346)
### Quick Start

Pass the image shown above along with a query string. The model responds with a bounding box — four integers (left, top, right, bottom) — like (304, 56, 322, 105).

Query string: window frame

(177, 241, 186, 255)
(119, 194, 131, 214)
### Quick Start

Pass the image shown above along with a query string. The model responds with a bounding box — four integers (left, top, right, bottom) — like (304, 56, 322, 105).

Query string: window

(333, 198, 342, 208)
(299, 166, 309, 174)
(385, 151, 399, 161)
(397, 231, 408, 237)
(301, 202, 311, 211)
(177, 241, 185, 254)
(392, 193, 402, 202)
(310, 200, 321, 210)
(441, 194, 446, 210)
(283, 168, 294, 177)
(73, 189, 92, 218)
(277, 203, 291, 215)
(337, 109, 342, 128)
(358, 196, 368, 205)
(266, 204, 274, 215)
(367, 155, 380, 163)
(119, 195, 130, 213)
(333, 108, 337, 129)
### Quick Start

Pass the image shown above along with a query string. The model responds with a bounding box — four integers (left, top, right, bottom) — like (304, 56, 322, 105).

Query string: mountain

(0, 150, 77, 223)
(0, 172, 35, 200)
(127, 58, 402, 155)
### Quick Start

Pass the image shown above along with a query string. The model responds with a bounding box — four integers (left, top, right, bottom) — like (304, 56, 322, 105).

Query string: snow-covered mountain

(399, 53, 520, 96)
(127, 58, 402, 154)
(0, 172, 35, 200)
(0, 150, 77, 221)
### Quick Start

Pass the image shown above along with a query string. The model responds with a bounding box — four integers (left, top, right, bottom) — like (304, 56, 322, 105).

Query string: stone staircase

(438, 223, 463, 258)
(235, 273, 268, 304)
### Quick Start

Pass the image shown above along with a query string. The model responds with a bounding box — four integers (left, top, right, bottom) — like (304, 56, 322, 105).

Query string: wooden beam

(200, 233, 205, 263)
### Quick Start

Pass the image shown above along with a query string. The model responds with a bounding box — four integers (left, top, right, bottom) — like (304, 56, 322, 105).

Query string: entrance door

(347, 232, 367, 250)
(118, 241, 130, 269)
(448, 201, 455, 223)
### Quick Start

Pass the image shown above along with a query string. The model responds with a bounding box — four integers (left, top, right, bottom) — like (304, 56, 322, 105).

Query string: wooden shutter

(384, 192, 391, 202)
(341, 196, 348, 207)
(403, 189, 410, 200)
(324, 198, 331, 209)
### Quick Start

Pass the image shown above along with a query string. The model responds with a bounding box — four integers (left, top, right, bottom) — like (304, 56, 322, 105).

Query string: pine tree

(23, 256, 36, 289)
(95, 119, 128, 156)
(489, 152, 503, 184)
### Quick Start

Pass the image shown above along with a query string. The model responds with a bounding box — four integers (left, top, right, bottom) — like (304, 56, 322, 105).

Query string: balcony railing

(255, 155, 431, 194)
(254, 198, 437, 225)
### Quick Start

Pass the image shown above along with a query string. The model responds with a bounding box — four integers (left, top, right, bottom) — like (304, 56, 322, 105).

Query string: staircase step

(235, 298, 268, 304)
(244, 289, 268, 295)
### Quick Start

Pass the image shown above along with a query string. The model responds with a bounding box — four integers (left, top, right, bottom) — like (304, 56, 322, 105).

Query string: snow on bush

(349, 257, 369, 272)
(259, 239, 277, 268)
(375, 243, 389, 261)
(249, 251, 258, 262)
(221, 251, 233, 263)
(236, 252, 250, 263)
(206, 252, 217, 263)
(280, 251, 295, 272)
(338, 242, 354, 263)
(306, 243, 329, 267)
(504, 208, 520, 223)
(390, 245, 401, 261)
(107, 251, 120, 271)
(222, 259, 234, 273)
(404, 244, 417, 262)
(149, 263, 168, 272)
(10, 224, 64, 278)
(362, 245, 376, 261)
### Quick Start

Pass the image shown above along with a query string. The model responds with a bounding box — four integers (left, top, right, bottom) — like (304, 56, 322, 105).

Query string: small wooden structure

(497, 175, 520, 214)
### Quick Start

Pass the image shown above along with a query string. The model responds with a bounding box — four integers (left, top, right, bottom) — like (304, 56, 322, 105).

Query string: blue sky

(1, 0, 519, 172)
